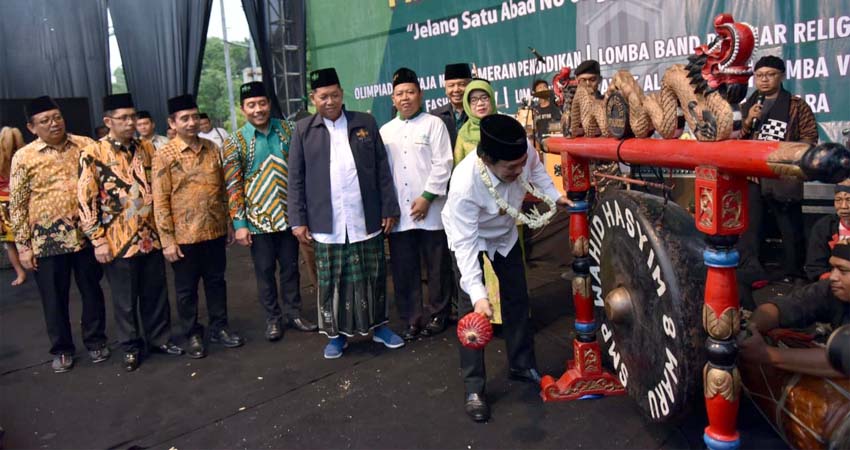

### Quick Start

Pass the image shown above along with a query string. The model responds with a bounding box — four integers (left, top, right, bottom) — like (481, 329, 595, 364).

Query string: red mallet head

(457, 312, 494, 350)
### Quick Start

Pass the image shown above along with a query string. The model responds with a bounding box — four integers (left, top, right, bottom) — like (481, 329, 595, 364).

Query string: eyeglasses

(109, 114, 137, 122)
(34, 114, 64, 126)
(754, 71, 782, 80)
(469, 94, 490, 105)
(577, 76, 599, 84)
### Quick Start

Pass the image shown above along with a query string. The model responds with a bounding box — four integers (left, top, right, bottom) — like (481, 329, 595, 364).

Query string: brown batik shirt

(78, 137, 161, 258)
(152, 135, 228, 248)
(9, 133, 94, 257)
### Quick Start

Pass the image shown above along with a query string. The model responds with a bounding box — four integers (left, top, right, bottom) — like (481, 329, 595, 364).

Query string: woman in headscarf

(452, 80, 503, 322)
(0, 126, 26, 286)
(454, 79, 497, 164)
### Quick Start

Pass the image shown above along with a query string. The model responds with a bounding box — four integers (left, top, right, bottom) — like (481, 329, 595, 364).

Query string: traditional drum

(740, 333, 850, 450)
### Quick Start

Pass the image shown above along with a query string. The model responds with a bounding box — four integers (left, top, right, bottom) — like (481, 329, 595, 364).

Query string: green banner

(308, 0, 850, 143)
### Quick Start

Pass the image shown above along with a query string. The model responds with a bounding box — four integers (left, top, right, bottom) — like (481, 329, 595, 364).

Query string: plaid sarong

(314, 234, 388, 337)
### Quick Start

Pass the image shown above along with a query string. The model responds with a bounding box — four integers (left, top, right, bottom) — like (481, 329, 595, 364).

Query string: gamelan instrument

(537, 12, 850, 450)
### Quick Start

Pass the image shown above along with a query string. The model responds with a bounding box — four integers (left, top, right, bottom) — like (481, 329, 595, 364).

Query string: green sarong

(314, 234, 388, 337)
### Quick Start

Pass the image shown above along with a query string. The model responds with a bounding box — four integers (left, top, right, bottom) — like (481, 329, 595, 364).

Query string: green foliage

(197, 36, 253, 131)
(112, 66, 127, 94)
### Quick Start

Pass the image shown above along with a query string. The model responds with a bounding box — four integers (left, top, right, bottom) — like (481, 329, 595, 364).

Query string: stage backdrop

(306, 0, 849, 143)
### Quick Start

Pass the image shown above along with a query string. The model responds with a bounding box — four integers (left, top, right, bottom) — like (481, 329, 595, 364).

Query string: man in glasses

(574, 59, 601, 93)
(572, 60, 620, 193)
(78, 93, 183, 372)
(740, 55, 819, 287)
(9, 96, 108, 373)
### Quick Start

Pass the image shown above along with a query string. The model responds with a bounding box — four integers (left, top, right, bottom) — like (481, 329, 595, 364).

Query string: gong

(589, 190, 707, 422)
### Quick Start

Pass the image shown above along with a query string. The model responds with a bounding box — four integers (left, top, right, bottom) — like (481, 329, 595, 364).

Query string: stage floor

(0, 244, 787, 449)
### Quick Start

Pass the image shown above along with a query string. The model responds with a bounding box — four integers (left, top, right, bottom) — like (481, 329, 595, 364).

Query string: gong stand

(539, 155, 626, 401)
(542, 137, 850, 450)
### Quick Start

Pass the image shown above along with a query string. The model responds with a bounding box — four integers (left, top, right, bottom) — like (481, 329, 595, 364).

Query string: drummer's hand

(739, 326, 773, 365)
(557, 195, 574, 207)
(473, 299, 493, 320)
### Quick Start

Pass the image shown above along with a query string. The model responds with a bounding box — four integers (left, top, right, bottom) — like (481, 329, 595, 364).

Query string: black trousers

(453, 242, 536, 395)
(171, 237, 229, 339)
(737, 182, 767, 284)
(33, 247, 107, 355)
(103, 251, 172, 353)
(249, 230, 302, 324)
(764, 196, 805, 278)
(389, 229, 453, 326)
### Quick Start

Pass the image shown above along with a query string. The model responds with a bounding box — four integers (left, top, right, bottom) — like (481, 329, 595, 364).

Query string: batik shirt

(223, 118, 294, 234)
(78, 137, 160, 258)
(9, 134, 94, 257)
(152, 136, 228, 247)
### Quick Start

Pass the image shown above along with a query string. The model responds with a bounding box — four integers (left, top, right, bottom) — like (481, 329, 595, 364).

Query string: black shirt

(531, 102, 562, 144)
(804, 215, 841, 281)
(769, 279, 850, 329)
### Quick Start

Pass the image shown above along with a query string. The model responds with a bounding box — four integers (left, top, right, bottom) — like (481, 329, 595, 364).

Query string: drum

(740, 334, 850, 450)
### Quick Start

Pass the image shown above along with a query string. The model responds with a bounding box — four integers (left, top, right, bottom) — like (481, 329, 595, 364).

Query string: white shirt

(199, 127, 229, 150)
(143, 134, 169, 150)
(380, 112, 453, 232)
(442, 144, 560, 305)
(312, 114, 380, 245)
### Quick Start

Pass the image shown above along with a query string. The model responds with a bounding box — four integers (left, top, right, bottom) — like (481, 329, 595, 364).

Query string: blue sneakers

(323, 336, 348, 359)
(372, 325, 405, 349)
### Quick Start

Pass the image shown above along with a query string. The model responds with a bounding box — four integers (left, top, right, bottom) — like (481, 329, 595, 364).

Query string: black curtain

(109, 0, 213, 134)
(0, 0, 109, 135)
(241, 0, 283, 118)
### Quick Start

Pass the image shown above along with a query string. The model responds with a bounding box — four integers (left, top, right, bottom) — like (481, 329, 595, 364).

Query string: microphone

(528, 46, 545, 63)
(752, 94, 765, 132)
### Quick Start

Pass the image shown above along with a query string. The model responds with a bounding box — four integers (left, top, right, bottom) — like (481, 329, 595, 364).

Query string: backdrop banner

(307, 0, 849, 143)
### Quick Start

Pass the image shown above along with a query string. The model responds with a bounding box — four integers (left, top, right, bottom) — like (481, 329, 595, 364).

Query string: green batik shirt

(223, 118, 294, 234)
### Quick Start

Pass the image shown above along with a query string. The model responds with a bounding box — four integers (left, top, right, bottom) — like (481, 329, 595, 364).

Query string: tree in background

(110, 37, 252, 131)
(197, 37, 251, 131)
(112, 67, 127, 94)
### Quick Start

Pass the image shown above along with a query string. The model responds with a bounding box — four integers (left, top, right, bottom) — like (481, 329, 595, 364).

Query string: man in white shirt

(289, 67, 404, 359)
(198, 113, 229, 150)
(443, 114, 570, 422)
(135, 110, 168, 150)
(380, 67, 454, 340)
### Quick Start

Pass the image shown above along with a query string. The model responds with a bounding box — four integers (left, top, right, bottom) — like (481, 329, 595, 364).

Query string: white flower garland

(477, 157, 557, 229)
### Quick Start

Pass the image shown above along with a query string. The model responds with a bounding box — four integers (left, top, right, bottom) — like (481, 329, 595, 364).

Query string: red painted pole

(546, 137, 811, 179)
(540, 153, 625, 401)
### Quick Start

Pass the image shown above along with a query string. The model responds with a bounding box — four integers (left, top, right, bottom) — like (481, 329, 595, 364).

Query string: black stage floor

(0, 244, 788, 449)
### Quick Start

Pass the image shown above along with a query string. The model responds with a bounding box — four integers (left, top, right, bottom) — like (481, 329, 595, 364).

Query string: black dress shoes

(288, 317, 318, 332)
(186, 335, 207, 359)
(265, 322, 283, 341)
(401, 324, 420, 341)
(420, 315, 447, 337)
(464, 393, 490, 422)
(123, 352, 140, 372)
(152, 342, 184, 355)
(509, 367, 542, 384)
(210, 329, 245, 348)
